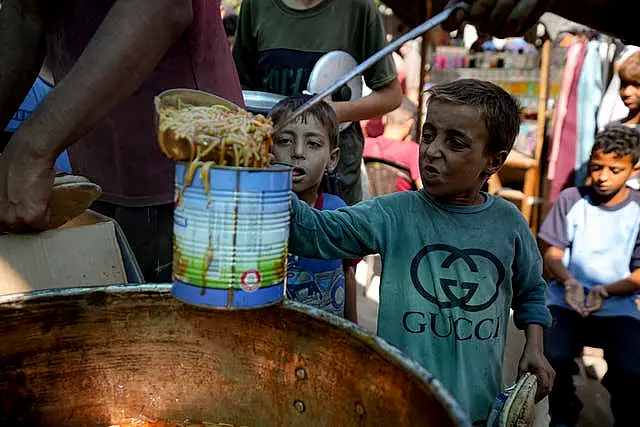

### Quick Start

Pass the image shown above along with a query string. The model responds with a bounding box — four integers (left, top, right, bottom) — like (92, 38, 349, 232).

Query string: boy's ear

(327, 146, 340, 172)
(632, 162, 640, 178)
(485, 150, 508, 175)
(403, 118, 415, 137)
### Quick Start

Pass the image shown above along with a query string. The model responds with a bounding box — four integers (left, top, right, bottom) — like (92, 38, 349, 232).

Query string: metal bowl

(153, 88, 242, 162)
(0, 285, 470, 426)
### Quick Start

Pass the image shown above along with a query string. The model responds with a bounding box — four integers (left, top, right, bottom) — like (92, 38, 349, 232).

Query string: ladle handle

(272, 2, 470, 134)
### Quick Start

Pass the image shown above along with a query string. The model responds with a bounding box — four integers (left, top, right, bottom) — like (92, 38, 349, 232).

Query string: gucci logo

(410, 244, 505, 312)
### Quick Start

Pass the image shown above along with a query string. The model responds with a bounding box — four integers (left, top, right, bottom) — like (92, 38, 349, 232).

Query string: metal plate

(307, 51, 363, 102)
(307, 51, 362, 130)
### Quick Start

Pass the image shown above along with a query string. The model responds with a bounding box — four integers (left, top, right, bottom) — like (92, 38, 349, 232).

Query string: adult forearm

(331, 79, 402, 123)
(0, 0, 46, 130)
(14, 0, 193, 161)
(549, 0, 638, 44)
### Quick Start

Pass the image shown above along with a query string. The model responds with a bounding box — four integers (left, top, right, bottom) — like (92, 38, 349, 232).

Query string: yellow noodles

(158, 103, 273, 168)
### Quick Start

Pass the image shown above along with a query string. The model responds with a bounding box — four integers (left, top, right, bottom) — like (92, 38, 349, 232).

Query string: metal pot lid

(242, 90, 286, 116)
(307, 50, 363, 103)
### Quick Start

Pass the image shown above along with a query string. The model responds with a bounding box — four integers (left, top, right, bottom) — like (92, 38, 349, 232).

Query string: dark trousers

(337, 123, 364, 206)
(91, 201, 173, 283)
(544, 306, 640, 427)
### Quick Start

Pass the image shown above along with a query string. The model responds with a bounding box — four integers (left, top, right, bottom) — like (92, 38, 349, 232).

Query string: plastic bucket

(172, 163, 292, 309)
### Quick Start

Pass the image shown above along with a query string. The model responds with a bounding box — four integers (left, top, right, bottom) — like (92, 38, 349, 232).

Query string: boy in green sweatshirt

(287, 79, 554, 424)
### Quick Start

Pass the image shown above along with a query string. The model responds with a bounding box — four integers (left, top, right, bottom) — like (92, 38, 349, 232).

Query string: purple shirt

(45, 0, 245, 206)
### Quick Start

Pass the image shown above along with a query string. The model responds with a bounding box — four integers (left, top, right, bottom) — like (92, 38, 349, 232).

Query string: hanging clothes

(548, 42, 587, 203)
(597, 45, 640, 131)
(548, 43, 587, 182)
(574, 40, 603, 185)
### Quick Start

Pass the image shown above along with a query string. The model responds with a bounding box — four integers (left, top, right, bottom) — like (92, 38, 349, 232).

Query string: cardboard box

(0, 210, 143, 296)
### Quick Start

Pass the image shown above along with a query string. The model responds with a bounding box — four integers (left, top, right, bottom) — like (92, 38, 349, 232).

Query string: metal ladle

(272, 2, 470, 134)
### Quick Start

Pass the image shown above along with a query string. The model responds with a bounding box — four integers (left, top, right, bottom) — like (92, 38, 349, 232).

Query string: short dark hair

(592, 125, 640, 164)
(223, 14, 238, 38)
(425, 79, 521, 154)
(268, 94, 339, 149)
(619, 51, 640, 83)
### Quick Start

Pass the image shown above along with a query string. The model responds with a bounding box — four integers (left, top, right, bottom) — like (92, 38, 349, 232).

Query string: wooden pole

(523, 39, 551, 233)
(416, 0, 433, 134)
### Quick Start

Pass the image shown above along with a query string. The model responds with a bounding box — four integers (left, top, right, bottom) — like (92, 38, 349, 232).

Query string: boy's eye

(447, 139, 466, 149)
(590, 165, 603, 171)
(611, 168, 622, 174)
(276, 137, 293, 145)
(307, 139, 322, 148)
(421, 130, 435, 144)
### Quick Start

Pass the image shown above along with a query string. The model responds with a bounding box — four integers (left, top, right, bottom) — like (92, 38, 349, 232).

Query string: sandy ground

(354, 256, 613, 427)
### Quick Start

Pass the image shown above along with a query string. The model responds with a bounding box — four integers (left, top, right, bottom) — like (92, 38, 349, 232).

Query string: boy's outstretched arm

(289, 195, 383, 261)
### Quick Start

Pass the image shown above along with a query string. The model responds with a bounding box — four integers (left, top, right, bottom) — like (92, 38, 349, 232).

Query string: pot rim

(0, 284, 471, 427)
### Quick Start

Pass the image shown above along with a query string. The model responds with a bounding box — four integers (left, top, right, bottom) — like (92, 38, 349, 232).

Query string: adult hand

(444, 0, 551, 39)
(518, 344, 555, 402)
(584, 285, 608, 315)
(0, 135, 55, 232)
(564, 278, 586, 317)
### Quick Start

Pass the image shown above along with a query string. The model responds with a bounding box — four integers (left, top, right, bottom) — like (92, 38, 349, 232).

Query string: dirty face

(420, 100, 504, 205)
(271, 116, 339, 202)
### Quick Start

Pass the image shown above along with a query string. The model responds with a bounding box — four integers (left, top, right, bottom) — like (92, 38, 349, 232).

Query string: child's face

(272, 116, 339, 197)
(420, 100, 505, 203)
(589, 149, 637, 198)
(620, 78, 640, 111)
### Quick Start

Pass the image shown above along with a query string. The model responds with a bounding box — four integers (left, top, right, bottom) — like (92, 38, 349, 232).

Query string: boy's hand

(563, 278, 586, 316)
(584, 285, 608, 315)
(519, 324, 555, 402)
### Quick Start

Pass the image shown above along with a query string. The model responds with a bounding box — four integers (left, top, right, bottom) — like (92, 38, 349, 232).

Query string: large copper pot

(0, 285, 470, 426)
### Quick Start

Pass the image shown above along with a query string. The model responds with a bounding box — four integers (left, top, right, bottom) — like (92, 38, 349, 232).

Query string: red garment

(46, 0, 244, 207)
(363, 137, 421, 191)
(549, 44, 587, 203)
(362, 118, 384, 138)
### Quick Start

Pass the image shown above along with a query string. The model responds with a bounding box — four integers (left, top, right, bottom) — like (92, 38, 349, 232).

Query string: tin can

(172, 162, 292, 309)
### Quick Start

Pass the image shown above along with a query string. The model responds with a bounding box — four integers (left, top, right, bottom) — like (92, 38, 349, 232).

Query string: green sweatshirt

(289, 190, 551, 424)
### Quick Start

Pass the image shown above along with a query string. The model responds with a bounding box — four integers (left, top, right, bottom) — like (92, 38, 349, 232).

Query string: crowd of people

(1, 0, 640, 425)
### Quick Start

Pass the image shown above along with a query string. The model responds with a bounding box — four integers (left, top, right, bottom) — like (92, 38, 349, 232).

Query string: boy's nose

(292, 141, 305, 159)
(423, 139, 443, 159)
